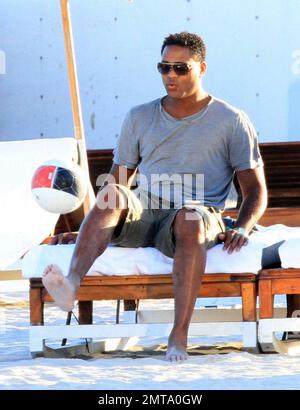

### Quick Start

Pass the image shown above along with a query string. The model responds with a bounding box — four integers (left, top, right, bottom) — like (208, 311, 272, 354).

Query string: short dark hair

(161, 32, 206, 62)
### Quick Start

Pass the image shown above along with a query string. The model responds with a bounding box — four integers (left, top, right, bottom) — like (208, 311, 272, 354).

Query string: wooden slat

(237, 142, 300, 207)
(87, 149, 113, 193)
(30, 273, 256, 289)
(257, 142, 300, 207)
(225, 207, 300, 227)
(200, 283, 242, 297)
(259, 269, 300, 280)
(259, 279, 274, 319)
(87, 273, 256, 284)
(83, 275, 174, 286)
(241, 283, 257, 321)
(30, 287, 44, 326)
(42, 281, 243, 302)
(272, 280, 300, 295)
(81, 273, 256, 285)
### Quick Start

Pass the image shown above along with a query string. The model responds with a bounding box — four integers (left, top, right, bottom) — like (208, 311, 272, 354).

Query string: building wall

(0, 0, 300, 148)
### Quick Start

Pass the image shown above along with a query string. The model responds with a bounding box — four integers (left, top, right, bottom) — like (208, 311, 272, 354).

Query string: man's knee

(96, 183, 129, 211)
(173, 209, 206, 244)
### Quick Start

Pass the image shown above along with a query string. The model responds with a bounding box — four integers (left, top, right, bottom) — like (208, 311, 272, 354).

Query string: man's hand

(218, 167, 267, 254)
(218, 229, 249, 254)
(49, 232, 78, 245)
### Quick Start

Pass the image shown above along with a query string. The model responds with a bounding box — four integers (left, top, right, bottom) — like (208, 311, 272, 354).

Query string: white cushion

(279, 238, 300, 268)
(22, 241, 265, 278)
(22, 224, 300, 279)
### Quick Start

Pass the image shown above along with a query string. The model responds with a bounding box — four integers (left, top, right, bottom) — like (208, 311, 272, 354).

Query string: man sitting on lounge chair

(43, 32, 268, 362)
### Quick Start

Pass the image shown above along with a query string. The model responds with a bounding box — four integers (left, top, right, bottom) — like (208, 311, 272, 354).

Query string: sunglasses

(157, 62, 192, 76)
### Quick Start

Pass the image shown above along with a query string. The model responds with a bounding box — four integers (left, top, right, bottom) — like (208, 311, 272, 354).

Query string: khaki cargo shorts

(110, 185, 225, 258)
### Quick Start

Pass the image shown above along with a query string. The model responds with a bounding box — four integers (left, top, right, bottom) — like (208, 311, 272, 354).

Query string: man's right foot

(165, 343, 189, 362)
(166, 332, 189, 362)
(42, 264, 76, 312)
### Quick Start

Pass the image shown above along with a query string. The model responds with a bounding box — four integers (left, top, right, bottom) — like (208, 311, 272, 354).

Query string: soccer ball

(31, 160, 88, 214)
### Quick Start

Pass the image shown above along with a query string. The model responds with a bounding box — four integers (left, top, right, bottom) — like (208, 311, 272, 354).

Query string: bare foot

(42, 264, 75, 312)
(165, 342, 189, 362)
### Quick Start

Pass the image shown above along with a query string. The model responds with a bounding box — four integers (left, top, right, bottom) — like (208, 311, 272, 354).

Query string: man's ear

(200, 61, 207, 77)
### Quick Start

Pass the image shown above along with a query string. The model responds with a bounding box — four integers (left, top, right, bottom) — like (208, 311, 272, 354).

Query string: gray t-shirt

(113, 96, 263, 210)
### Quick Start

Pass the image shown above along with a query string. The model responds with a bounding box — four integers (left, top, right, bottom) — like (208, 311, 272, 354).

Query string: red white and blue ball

(31, 160, 87, 214)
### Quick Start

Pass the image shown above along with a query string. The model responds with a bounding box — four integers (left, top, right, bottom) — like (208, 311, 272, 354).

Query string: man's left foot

(42, 264, 76, 312)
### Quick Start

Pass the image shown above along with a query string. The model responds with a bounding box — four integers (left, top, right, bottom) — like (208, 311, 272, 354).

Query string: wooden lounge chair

(27, 141, 300, 356)
(29, 271, 258, 355)
(258, 268, 300, 353)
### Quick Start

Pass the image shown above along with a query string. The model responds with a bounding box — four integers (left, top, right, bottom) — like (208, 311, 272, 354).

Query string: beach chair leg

(241, 283, 257, 322)
(29, 327, 45, 356)
(242, 322, 259, 353)
(123, 299, 139, 323)
(287, 295, 300, 317)
(30, 287, 44, 326)
(78, 301, 93, 324)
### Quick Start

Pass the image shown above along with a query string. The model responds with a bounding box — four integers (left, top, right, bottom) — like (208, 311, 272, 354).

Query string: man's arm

(220, 166, 268, 253)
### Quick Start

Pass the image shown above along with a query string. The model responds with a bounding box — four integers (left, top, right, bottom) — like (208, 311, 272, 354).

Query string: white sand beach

(2, 280, 300, 390)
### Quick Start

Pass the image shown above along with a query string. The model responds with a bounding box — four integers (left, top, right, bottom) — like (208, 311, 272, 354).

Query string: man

(43, 32, 268, 362)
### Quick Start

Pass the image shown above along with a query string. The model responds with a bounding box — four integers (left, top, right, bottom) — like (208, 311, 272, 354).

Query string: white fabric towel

(22, 224, 300, 278)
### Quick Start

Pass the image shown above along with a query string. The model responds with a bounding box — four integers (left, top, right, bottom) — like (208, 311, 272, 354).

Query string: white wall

(1, 0, 300, 148)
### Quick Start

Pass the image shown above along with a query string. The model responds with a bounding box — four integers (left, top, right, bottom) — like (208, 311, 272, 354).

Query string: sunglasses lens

(174, 64, 189, 75)
(157, 63, 170, 75)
